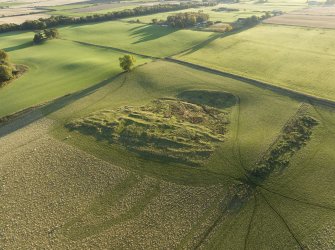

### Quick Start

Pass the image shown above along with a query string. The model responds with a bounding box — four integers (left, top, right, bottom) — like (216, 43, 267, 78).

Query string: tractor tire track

(243, 194, 257, 250)
(259, 186, 335, 212)
(232, 96, 249, 177)
(259, 191, 304, 249)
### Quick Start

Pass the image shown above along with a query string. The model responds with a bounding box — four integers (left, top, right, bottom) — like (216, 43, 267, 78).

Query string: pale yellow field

(0, 117, 226, 249)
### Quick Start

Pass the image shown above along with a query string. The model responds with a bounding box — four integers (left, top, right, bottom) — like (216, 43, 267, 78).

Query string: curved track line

(259, 191, 304, 249)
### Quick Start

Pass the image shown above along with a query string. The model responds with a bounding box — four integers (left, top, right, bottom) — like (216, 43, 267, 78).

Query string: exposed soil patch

(66, 94, 234, 165)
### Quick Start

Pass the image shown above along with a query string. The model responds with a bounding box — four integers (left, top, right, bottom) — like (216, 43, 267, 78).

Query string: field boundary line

(262, 20, 335, 31)
(259, 185, 335, 212)
(63, 38, 161, 59)
(165, 58, 335, 109)
(64, 39, 335, 109)
(244, 194, 257, 250)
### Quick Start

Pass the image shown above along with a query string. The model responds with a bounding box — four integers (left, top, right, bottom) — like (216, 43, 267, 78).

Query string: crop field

(264, 7, 335, 29)
(45, 3, 139, 17)
(217, 1, 307, 12)
(0, 13, 51, 25)
(176, 24, 335, 101)
(59, 21, 215, 57)
(1, 1, 335, 248)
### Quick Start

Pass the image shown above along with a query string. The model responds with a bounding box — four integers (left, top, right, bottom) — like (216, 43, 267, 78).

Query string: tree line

(0, 3, 216, 34)
(165, 12, 210, 28)
(234, 13, 271, 29)
(0, 50, 15, 85)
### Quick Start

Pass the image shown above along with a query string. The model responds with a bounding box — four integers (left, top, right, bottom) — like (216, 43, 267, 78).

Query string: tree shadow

(0, 72, 124, 138)
(175, 26, 259, 57)
(3, 41, 33, 52)
(131, 25, 177, 44)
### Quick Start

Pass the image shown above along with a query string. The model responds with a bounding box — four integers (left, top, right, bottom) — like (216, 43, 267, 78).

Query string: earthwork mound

(67, 91, 236, 165)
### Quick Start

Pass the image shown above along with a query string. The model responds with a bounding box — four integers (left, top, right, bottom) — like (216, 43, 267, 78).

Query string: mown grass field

(59, 21, 215, 57)
(0, 37, 150, 117)
(177, 24, 335, 101)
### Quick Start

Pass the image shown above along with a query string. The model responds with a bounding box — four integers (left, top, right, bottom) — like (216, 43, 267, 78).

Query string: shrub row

(249, 115, 319, 182)
(0, 3, 216, 34)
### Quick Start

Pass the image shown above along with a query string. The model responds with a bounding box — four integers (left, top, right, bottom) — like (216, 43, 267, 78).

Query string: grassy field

(60, 21, 215, 57)
(177, 24, 335, 101)
(1, 3, 335, 248)
(0, 38, 150, 117)
(1, 59, 334, 248)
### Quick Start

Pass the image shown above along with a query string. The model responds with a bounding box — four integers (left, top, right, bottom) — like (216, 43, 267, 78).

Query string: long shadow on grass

(171, 25, 261, 58)
(131, 24, 177, 44)
(3, 41, 33, 52)
(0, 72, 124, 138)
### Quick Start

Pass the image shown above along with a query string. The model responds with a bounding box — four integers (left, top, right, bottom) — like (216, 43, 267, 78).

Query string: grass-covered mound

(249, 113, 319, 182)
(67, 96, 233, 165)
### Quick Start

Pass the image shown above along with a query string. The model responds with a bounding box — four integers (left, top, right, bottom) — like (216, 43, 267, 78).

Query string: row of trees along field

(165, 12, 210, 28)
(152, 11, 271, 31)
(0, 3, 216, 34)
(0, 50, 15, 85)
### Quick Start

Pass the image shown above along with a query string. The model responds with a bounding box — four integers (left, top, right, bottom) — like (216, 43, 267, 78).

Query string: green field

(2, 59, 334, 248)
(1, 2, 335, 248)
(60, 21, 215, 57)
(0, 37, 149, 117)
(177, 24, 335, 101)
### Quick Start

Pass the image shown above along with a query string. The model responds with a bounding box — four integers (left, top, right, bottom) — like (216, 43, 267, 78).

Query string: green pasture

(177, 24, 335, 101)
(46, 60, 335, 248)
(59, 21, 215, 57)
(0, 38, 149, 117)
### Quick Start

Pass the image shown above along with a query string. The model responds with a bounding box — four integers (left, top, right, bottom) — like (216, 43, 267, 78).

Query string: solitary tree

(0, 49, 9, 63)
(0, 49, 14, 83)
(119, 55, 136, 72)
(33, 28, 59, 44)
